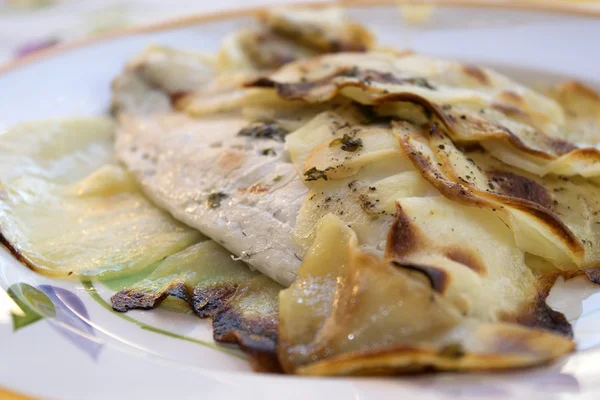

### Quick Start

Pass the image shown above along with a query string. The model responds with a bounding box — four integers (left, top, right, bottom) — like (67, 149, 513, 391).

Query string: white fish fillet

(116, 111, 307, 285)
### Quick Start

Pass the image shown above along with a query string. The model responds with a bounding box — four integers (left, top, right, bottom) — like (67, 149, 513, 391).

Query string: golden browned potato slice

(279, 214, 573, 375)
(247, 52, 600, 179)
(394, 121, 600, 272)
(548, 80, 600, 145)
(259, 8, 374, 53)
(111, 240, 283, 371)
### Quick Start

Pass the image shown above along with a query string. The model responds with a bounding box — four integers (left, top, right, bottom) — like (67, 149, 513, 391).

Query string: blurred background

(1, 0, 599, 67)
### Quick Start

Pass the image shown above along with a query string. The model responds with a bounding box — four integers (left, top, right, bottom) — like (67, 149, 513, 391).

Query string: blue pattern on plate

(38, 285, 103, 360)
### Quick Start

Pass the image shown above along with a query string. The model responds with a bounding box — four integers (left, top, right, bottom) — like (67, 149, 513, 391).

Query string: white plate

(1, 2, 600, 399)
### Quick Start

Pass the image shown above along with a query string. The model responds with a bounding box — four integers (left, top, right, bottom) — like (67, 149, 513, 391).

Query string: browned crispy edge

(245, 68, 592, 161)
(396, 122, 584, 261)
(386, 202, 573, 338)
(111, 281, 282, 372)
(0, 232, 40, 273)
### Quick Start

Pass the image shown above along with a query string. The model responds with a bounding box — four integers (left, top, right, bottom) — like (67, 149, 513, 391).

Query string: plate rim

(0, 0, 599, 75)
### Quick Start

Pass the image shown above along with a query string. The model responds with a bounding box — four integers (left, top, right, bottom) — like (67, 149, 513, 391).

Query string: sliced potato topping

(386, 197, 540, 322)
(395, 121, 600, 271)
(279, 214, 573, 375)
(126, 45, 217, 94)
(111, 240, 259, 314)
(547, 80, 600, 145)
(0, 118, 115, 184)
(112, 240, 283, 371)
(259, 8, 374, 53)
(0, 118, 203, 279)
(0, 168, 201, 278)
(247, 52, 600, 179)
(168, 8, 374, 118)
(286, 108, 408, 181)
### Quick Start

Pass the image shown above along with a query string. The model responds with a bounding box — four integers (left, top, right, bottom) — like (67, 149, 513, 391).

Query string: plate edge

(0, 0, 599, 75)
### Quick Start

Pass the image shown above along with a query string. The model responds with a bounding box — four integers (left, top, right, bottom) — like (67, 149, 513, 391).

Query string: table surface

(0, 0, 322, 66)
(1, 0, 599, 68)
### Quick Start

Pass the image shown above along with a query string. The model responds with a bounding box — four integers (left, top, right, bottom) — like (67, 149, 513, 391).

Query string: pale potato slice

(548, 80, 600, 145)
(112, 240, 283, 372)
(250, 52, 563, 126)
(126, 45, 217, 94)
(285, 107, 408, 180)
(112, 240, 260, 313)
(386, 197, 538, 321)
(0, 167, 202, 278)
(0, 118, 114, 184)
(293, 157, 426, 253)
(279, 214, 573, 375)
(259, 8, 374, 53)
(0, 117, 204, 279)
(395, 121, 600, 271)
(247, 52, 600, 179)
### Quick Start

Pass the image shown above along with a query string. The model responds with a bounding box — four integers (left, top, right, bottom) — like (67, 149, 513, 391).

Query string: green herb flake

(342, 66, 360, 78)
(237, 122, 289, 142)
(438, 343, 465, 359)
(261, 148, 276, 156)
(207, 192, 228, 209)
(408, 77, 436, 90)
(273, 175, 283, 183)
(329, 134, 363, 152)
(304, 167, 329, 182)
(329, 138, 343, 148)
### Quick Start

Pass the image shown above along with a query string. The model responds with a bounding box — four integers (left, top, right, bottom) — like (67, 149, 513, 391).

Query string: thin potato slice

(0, 167, 202, 279)
(247, 53, 600, 179)
(0, 117, 115, 184)
(548, 80, 600, 145)
(111, 240, 259, 314)
(394, 121, 600, 271)
(279, 214, 573, 375)
(112, 241, 283, 372)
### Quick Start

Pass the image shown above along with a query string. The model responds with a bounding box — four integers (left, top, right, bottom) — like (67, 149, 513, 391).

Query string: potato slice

(0, 118, 114, 184)
(279, 213, 573, 375)
(247, 52, 600, 179)
(112, 240, 283, 372)
(0, 167, 202, 278)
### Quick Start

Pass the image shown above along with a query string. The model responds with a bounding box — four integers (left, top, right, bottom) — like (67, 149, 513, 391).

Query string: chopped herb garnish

(438, 343, 465, 359)
(407, 77, 436, 90)
(342, 66, 360, 78)
(329, 134, 363, 152)
(261, 148, 276, 156)
(207, 192, 228, 209)
(429, 123, 438, 136)
(329, 138, 343, 147)
(273, 175, 283, 182)
(304, 167, 329, 182)
(341, 137, 363, 152)
(237, 122, 289, 142)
